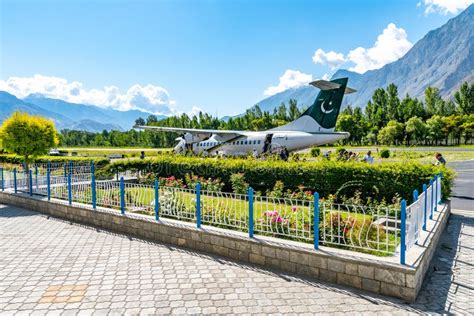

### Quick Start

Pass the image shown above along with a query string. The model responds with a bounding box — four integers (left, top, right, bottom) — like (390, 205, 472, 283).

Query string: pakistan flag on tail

(272, 77, 356, 133)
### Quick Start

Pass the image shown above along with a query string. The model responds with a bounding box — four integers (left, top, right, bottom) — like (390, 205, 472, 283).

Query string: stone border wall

(0, 192, 450, 302)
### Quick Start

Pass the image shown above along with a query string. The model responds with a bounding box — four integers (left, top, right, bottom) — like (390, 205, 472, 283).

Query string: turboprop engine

(174, 132, 206, 154)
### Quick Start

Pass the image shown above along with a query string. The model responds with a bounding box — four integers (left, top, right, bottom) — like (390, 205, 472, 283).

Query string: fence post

(248, 187, 254, 238)
(47, 161, 51, 201)
(91, 161, 96, 209)
(413, 189, 419, 244)
(35, 166, 38, 190)
(0, 168, 3, 192)
(67, 173, 72, 205)
(434, 175, 439, 212)
(196, 182, 201, 228)
(429, 179, 434, 220)
(422, 183, 427, 231)
(13, 168, 17, 193)
(69, 160, 73, 176)
(120, 177, 125, 215)
(64, 163, 67, 178)
(314, 192, 319, 250)
(400, 199, 406, 265)
(29, 170, 33, 196)
(438, 173, 442, 205)
(154, 179, 159, 221)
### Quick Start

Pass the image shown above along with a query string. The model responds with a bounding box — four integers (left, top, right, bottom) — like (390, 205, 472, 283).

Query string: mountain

(68, 119, 123, 132)
(0, 91, 166, 132)
(23, 94, 163, 130)
(254, 85, 318, 113)
(250, 4, 474, 112)
(0, 91, 73, 129)
(333, 4, 474, 107)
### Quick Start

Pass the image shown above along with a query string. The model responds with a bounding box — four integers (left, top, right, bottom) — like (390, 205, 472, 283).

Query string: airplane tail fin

(271, 77, 355, 133)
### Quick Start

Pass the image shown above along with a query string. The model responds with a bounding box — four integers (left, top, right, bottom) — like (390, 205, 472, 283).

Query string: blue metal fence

(0, 161, 444, 263)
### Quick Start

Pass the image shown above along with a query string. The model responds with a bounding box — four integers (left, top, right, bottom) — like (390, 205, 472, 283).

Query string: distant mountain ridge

(0, 91, 164, 132)
(250, 4, 474, 112)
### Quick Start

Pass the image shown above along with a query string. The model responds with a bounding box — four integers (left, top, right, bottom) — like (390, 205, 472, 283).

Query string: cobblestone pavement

(0, 204, 472, 315)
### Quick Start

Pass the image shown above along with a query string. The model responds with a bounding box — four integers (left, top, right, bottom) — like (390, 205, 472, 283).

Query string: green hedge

(106, 156, 454, 202)
(0, 154, 110, 167)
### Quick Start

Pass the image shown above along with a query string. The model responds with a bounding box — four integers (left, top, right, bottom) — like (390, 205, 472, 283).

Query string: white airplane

(135, 78, 355, 156)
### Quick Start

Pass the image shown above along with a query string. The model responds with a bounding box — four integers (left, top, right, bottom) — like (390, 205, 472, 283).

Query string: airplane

(134, 77, 356, 156)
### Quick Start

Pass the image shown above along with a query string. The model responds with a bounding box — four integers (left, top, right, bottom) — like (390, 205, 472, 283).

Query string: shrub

(336, 147, 346, 155)
(106, 156, 454, 202)
(310, 147, 321, 157)
(379, 148, 390, 158)
(267, 180, 285, 197)
(230, 173, 248, 194)
(0, 154, 109, 167)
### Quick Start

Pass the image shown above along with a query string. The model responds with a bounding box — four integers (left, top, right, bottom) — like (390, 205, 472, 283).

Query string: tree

(386, 83, 401, 121)
(454, 81, 474, 115)
(460, 114, 474, 144)
(425, 87, 445, 117)
(405, 117, 426, 145)
(425, 115, 445, 145)
(135, 117, 146, 126)
(377, 120, 404, 145)
(0, 112, 59, 170)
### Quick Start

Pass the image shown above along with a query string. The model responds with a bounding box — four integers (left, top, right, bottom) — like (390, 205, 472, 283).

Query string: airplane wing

(133, 125, 247, 139)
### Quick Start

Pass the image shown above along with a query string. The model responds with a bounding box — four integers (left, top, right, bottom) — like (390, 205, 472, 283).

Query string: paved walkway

(0, 204, 472, 315)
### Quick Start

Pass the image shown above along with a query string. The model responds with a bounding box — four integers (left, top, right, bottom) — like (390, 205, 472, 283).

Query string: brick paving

(0, 204, 472, 315)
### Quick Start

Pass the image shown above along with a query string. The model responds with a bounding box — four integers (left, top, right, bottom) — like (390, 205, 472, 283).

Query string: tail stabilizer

(271, 77, 355, 133)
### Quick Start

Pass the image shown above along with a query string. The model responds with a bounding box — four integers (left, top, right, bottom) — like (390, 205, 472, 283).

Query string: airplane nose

(342, 132, 350, 139)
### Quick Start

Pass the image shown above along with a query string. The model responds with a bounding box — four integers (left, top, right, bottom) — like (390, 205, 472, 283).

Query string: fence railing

(0, 162, 444, 264)
(400, 174, 443, 264)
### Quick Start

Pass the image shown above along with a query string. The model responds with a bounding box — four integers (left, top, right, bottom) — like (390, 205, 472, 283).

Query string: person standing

(252, 148, 259, 159)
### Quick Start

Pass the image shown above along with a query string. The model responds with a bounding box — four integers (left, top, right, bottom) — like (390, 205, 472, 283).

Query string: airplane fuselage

(184, 130, 349, 156)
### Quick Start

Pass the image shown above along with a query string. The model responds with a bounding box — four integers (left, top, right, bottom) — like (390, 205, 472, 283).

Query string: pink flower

(291, 206, 297, 212)
(274, 216, 284, 223)
(264, 211, 278, 217)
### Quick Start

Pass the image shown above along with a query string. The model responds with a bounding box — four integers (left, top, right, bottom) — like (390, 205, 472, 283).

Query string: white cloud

(311, 23, 413, 74)
(321, 73, 330, 81)
(264, 70, 313, 96)
(0, 74, 176, 115)
(421, 0, 473, 15)
(187, 106, 205, 117)
(346, 23, 413, 73)
(312, 49, 346, 69)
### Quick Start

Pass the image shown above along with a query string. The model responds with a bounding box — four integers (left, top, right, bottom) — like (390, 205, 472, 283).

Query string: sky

(0, 0, 472, 116)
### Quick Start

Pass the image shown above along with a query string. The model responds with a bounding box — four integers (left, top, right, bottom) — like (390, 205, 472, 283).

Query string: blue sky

(0, 0, 470, 116)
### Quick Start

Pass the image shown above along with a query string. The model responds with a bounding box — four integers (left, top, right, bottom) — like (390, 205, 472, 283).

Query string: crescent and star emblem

(320, 100, 334, 114)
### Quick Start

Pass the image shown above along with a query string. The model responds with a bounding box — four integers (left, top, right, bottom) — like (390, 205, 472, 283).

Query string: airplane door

(263, 134, 273, 153)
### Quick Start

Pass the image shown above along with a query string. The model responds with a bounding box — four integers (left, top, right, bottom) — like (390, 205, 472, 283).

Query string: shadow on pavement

(411, 211, 473, 314)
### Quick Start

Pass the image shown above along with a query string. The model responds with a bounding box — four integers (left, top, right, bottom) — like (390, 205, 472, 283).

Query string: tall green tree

(454, 81, 474, 115)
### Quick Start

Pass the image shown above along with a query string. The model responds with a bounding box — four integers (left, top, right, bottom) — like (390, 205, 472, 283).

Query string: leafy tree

(454, 81, 474, 115)
(425, 115, 445, 145)
(405, 117, 426, 145)
(135, 117, 146, 126)
(460, 114, 474, 144)
(288, 99, 301, 121)
(146, 115, 158, 125)
(0, 112, 59, 170)
(377, 120, 404, 145)
(425, 87, 446, 116)
(400, 94, 425, 122)
(386, 83, 401, 121)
